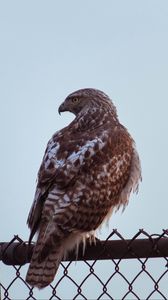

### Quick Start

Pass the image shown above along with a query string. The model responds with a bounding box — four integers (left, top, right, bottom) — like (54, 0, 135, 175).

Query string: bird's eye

(71, 97, 79, 103)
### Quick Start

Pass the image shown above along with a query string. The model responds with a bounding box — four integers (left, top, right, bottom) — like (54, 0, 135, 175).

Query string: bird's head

(58, 88, 116, 116)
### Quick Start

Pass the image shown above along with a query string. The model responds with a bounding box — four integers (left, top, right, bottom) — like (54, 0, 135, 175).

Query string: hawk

(26, 88, 141, 288)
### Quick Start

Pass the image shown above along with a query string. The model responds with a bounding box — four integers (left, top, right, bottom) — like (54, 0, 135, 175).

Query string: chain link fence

(1, 229, 168, 299)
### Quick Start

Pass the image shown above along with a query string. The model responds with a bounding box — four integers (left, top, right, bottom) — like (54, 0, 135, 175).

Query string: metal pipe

(0, 237, 168, 266)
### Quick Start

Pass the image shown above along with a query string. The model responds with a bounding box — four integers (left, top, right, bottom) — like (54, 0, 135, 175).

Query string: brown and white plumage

(26, 88, 141, 288)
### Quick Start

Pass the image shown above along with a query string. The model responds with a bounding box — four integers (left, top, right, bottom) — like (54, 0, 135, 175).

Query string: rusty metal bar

(0, 237, 168, 266)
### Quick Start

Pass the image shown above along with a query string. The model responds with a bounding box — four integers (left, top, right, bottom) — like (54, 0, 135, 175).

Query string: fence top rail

(1, 229, 168, 266)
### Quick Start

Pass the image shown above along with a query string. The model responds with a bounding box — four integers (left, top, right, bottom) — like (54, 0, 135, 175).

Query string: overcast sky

(0, 0, 168, 299)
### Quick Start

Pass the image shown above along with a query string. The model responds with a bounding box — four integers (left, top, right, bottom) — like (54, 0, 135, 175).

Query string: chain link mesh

(1, 229, 168, 299)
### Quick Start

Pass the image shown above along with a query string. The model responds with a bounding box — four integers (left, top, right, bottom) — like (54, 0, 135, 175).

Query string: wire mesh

(1, 229, 168, 300)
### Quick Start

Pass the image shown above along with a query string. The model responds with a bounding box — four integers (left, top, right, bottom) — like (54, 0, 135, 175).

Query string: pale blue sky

(0, 0, 168, 298)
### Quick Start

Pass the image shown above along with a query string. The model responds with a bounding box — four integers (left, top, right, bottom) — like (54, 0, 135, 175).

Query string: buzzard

(26, 88, 141, 288)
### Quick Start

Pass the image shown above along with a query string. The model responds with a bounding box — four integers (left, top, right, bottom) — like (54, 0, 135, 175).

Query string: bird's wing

(27, 130, 107, 241)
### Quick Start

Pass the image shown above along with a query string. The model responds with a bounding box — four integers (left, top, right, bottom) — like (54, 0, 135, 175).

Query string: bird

(26, 88, 141, 288)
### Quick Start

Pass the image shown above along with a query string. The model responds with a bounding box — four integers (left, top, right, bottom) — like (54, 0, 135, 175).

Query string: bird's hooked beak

(58, 101, 66, 115)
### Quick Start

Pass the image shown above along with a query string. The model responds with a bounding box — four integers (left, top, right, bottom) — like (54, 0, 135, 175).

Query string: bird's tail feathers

(26, 240, 63, 289)
(26, 229, 96, 288)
